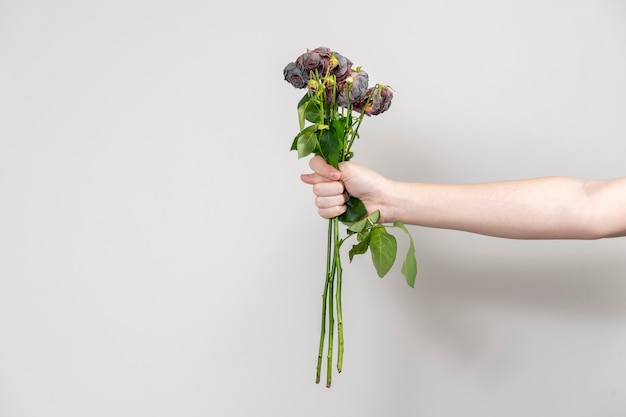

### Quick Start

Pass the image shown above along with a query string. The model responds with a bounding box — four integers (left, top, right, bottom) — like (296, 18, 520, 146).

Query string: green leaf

(304, 100, 323, 124)
(369, 226, 397, 278)
(357, 229, 369, 241)
(331, 118, 347, 151)
(318, 129, 339, 168)
(393, 221, 418, 288)
(297, 94, 310, 131)
(344, 217, 368, 233)
(338, 197, 367, 223)
(343, 209, 381, 233)
(349, 232, 370, 261)
(367, 210, 381, 224)
(294, 126, 318, 158)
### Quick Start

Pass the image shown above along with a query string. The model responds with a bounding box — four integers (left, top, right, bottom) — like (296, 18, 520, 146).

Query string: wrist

(379, 178, 402, 224)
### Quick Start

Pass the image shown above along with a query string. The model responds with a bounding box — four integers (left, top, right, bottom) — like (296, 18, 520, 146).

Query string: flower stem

(345, 111, 366, 157)
(315, 273, 329, 385)
(316, 219, 334, 384)
(334, 218, 344, 373)
(326, 261, 335, 388)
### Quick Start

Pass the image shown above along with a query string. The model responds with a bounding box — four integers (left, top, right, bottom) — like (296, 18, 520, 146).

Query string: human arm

(300, 156, 626, 239)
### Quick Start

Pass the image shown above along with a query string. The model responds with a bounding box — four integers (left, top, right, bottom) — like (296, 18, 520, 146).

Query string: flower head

(354, 85, 394, 116)
(297, 50, 328, 74)
(330, 52, 352, 84)
(283, 61, 308, 89)
(337, 70, 369, 107)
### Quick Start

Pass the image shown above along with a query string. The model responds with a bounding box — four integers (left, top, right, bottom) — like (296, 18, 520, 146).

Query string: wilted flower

(337, 70, 369, 107)
(367, 85, 393, 115)
(297, 49, 328, 74)
(354, 85, 394, 116)
(283, 61, 308, 89)
(330, 52, 352, 84)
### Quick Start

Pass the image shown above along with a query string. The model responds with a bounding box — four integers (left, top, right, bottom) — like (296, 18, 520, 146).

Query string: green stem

(344, 110, 367, 157)
(334, 218, 344, 373)
(315, 219, 334, 384)
(344, 89, 376, 157)
(326, 244, 335, 389)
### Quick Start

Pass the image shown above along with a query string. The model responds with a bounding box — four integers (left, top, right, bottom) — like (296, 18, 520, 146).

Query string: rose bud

(307, 79, 319, 92)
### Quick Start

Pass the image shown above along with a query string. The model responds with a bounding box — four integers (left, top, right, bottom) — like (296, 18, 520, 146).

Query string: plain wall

(1, 0, 626, 416)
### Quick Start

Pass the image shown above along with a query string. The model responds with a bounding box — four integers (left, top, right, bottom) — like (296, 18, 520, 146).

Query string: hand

(300, 156, 392, 221)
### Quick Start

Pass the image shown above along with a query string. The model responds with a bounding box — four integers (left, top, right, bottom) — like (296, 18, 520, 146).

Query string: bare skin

(300, 156, 626, 240)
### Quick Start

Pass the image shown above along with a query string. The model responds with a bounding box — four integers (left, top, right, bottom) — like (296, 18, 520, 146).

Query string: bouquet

(283, 46, 418, 388)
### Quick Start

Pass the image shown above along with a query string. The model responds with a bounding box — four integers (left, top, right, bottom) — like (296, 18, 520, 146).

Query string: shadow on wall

(383, 244, 626, 362)
(413, 249, 626, 316)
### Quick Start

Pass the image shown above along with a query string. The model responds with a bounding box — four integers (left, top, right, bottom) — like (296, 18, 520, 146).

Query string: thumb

(309, 156, 341, 181)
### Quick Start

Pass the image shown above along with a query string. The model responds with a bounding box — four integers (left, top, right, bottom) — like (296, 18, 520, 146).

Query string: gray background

(1, 0, 626, 416)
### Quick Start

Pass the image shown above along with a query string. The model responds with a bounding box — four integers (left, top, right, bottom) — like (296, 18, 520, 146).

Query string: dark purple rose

(368, 86, 393, 115)
(297, 51, 327, 74)
(283, 61, 308, 89)
(330, 52, 353, 84)
(354, 85, 393, 116)
(296, 46, 336, 77)
(338, 70, 369, 107)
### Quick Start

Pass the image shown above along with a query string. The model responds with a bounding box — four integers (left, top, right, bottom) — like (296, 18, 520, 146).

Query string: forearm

(384, 176, 626, 239)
